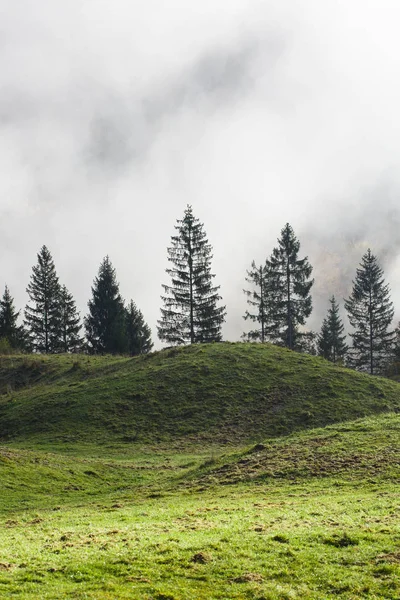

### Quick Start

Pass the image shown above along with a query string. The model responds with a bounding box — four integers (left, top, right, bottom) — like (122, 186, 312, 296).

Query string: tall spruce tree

(25, 245, 62, 353)
(158, 205, 226, 345)
(265, 223, 314, 350)
(59, 285, 83, 353)
(125, 300, 153, 355)
(344, 249, 394, 374)
(84, 256, 127, 354)
(242, 261, 272, 342)
(0, 285, 27, 350)
(317, 296, 348, 363)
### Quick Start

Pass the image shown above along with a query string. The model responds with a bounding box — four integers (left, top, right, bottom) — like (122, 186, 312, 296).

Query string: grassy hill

(1, 343, 400, 598)
(0, 342, 399, 446)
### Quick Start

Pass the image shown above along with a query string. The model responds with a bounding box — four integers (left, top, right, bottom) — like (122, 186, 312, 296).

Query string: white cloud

(1, 0, 400, 345)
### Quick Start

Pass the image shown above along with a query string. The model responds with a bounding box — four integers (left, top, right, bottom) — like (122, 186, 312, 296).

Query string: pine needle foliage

(266, 223, 314, 350)
(125, 300, 153, 355)
(318, 318, 331, 361)
(243, 261, 272, 342)
(345, 249, 394, 375)
(84, 257, 127, 354)
(24, 245, 62, 353)
(317, 296, 348, 363)
(158, 205, 226, 345)
(59, 285, 83, 353)
(0, 285, 27, 350)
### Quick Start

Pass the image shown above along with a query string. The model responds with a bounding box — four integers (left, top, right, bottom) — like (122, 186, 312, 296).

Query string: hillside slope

(0, 343, 399, 445)
(1, 412, 399, 515)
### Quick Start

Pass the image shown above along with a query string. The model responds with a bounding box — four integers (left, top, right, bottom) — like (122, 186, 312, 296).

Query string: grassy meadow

(0, 344, 399, 598)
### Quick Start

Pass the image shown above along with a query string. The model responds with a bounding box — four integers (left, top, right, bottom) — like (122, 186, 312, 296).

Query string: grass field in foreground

(0, 413, 399, 599)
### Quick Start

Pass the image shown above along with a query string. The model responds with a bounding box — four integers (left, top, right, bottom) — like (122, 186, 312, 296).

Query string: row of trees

(0, 204, 398, 375)
(155, 207, 398, 375)
(0, 249, 152, 356)
(243, 226, 396, 375)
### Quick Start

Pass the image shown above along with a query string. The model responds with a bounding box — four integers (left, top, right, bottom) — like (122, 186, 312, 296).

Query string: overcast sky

(1, 0, 400, 346)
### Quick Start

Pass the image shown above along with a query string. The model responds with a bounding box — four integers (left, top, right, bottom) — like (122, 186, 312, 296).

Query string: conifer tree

(84, 256, 127, 354)
(125, 300, 153, 355)
(242, 261, 272, 342)
(0, 285, 27, 350)
(25, 245, 62, 353)
(393, 322, 400, 362)
(344, 249, 394, 374)
(158, 205, 226, 345)
(265, 223, 314, 350)
(297, 330, 317, 355)
(317, 296, 348, 363)
(59, 285, 83, 353)
(317, 318, 331, 360)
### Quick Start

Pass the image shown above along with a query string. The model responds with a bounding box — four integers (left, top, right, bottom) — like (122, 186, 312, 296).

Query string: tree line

(0, 249, 152, 356)
(0, 204, 399, 375)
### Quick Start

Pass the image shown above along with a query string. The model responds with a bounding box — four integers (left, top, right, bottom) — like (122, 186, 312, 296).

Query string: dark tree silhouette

(345, 250, 394, 374)
(242, 262, 272, 342)
(59, 285, 83, 352)
(25, 245, 61, 353)
(158, 205, 226, 345)
(84, 256, 127, 354)
(317, 296, 348, 363)
(125, 300, 153, 355)
(266, 223, 314, 350)
(0, 285, 28, 350)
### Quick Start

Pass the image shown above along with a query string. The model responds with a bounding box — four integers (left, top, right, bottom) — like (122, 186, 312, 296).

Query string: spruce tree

(344, 249, 394, 374)
(59, 285, 83, 353)
(317, 318, 331, 360)
(317, 296, 348, 363)
(84, 256, 127, 354)
(242, 261, 272, 342)
(125, 300, 153, 355)
(0, 285, 27, 350)
(25, 245, 62, 353)
(158, 205, 226, 345)
(265, 223, 313, 350)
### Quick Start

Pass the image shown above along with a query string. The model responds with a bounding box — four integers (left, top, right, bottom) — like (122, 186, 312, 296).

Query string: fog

(1, 0, 400, 346)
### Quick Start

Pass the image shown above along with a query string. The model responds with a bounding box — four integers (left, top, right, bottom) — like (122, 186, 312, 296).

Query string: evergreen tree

(393, 322, 400, 362)
(265, 223, 314, 350)
(243, 261, 272, 342)
(59, 285, 83, 353)
(25, 245, 62, 353)
(0, 285, 27, 350)
(344, 249, 394, 374)
(84, 256, 127, 354)
(385, 321, 400, 377)
(125, 300, 153, 355)
(317, 318, 331, 360)
(296, 330, 317, 355)
(158, 205, 226, 345)
(317, 296, 348, 363)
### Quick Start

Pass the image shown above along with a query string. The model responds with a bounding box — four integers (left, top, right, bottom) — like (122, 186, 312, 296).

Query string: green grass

(0, 413, 399, 598)
(1, 343, 400, 446)
(0, 344, 399, 598)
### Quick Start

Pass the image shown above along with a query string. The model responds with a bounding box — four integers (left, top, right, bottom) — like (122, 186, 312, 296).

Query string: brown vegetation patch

(375, 552, 400, 564)
(233, 572, 263, 583)
(191, 552, 212, 564)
